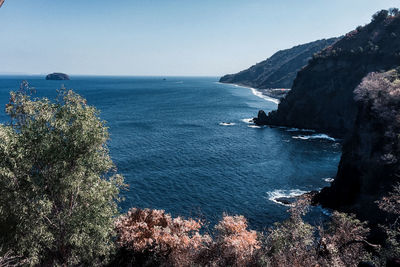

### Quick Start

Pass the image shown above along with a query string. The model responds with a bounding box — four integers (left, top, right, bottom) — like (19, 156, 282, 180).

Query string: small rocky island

(45, 73, 70, 80)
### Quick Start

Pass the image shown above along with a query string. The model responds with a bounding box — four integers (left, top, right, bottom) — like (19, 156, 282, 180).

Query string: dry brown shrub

(115, 209, 262, 266)
(115, 208, 211, 266)
(212, 214, 260, 266)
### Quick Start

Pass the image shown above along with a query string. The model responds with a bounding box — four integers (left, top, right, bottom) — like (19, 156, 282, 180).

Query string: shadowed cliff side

(314, 69, 400, 225)
(220, 38, 339, 89)
(255, 10, 400, 137)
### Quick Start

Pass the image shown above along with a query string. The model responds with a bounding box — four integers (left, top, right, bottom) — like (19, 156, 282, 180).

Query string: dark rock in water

(219, 38, 339, 89)
(253, 110, 268, 125)
(261, 13, 400, 137)
(314, 69, 400, 225)
(276, 191, 318, 206)
(46, 73, 70, 80)
(275, 197, 295, 205)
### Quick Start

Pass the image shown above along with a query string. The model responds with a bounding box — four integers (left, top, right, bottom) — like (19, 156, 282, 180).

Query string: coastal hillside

(255, 10, 400, 136)
(315, 69, 400, 224)
(219, 38, 339, 89)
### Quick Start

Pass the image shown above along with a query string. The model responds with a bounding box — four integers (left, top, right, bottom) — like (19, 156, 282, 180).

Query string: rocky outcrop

(314, 69, 400, 223)
(253, 110, 268, 125)
(45, 73, 70, 80)
(219, 38, 339, 89)
(260, 11, 400, 137)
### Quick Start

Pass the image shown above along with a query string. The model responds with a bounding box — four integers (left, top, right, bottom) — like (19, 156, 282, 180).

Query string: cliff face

(219, 38, 339, 89)
(315, 69, 400, 222)
(258, 13, 400, 137)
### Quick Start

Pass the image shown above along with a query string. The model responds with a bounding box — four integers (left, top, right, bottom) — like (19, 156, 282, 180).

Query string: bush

(372, 10, 389, 22)
(377, 184, 400, 264)
(261, 199, 317, 266)
(318, 212, 371, 266)
(213, 215, 260, 266)
(115, 209, 260, 267)
(0, 83, 124, 265)
(259, 198, 371, 267)
(389, 8, 400, 17)
(115, 208, 211, 266)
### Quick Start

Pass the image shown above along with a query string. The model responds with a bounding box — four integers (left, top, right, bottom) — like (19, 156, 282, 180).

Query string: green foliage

(259, 198, 371, 267)
(262, 217, 315, 266)
(319, 212, 371, 266)
(377, 184, 400, 264)
(389, 8, 400, 17)
(372, 10, 389, 22)
(0, 83, 124, 265)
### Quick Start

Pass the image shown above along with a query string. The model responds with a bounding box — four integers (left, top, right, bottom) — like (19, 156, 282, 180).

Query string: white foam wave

(249, 87, 280, 104)
(323, 178, 335, 183)
(292, 134, 336, 141)
(229, 84, 280, 104)
(219, 122, 236, 126)
(248, 125, 263, 129)
(266, 189, 308, 205)
(241, 118, 254, 124)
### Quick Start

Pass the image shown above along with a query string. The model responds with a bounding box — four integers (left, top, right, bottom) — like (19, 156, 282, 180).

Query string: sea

(0, 76, 341, 230)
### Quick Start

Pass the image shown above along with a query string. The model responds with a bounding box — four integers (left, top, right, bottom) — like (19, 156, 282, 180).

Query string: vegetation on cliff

(257, 9, 400, 136)
(315, 68, 400, 223)
(112, 195, 400, 266)
(219, 38, 339, 89)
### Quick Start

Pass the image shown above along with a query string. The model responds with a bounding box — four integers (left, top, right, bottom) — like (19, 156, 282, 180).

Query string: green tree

(0, 82, 124, 265)
(377, 183, 400, 264)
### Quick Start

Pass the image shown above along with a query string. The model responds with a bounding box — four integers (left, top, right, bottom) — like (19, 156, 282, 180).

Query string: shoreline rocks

(258, 14, 400, 137)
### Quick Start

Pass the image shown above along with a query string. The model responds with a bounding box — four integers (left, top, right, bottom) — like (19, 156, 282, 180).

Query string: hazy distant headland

(219, 38, 339, 91)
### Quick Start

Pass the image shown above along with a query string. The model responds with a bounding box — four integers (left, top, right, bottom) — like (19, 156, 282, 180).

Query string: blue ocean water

(0, 76, 341, 229)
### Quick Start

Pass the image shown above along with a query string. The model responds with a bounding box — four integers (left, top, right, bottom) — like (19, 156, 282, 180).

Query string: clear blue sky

(0, 0, 399, 76)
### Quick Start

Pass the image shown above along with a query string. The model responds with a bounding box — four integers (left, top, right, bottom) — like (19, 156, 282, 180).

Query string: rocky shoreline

(253, 13, 400, 229)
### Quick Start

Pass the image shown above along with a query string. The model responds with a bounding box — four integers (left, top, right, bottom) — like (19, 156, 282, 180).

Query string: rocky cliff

(256, 11, 400, 137)
(314, 69, 400, 223)
(219, 38, 339, 89)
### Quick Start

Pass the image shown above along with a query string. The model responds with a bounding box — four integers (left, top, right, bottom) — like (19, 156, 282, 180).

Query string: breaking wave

(292, 134, 336, 141)
(266, 189, 308, 205)
(219, 122, 236, 126)
(241, 118, 254, 124)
